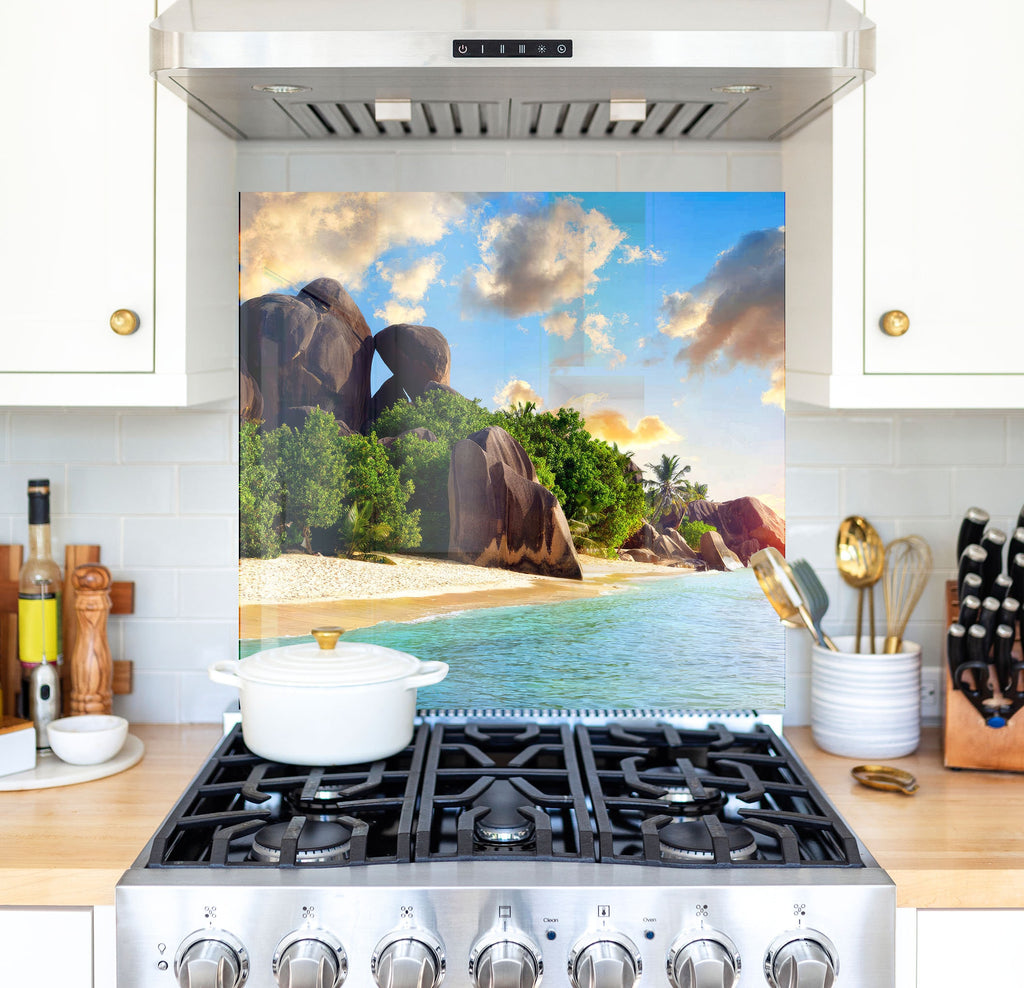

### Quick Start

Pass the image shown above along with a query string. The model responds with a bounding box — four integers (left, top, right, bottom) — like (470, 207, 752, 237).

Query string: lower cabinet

(0, 906, 94, 988)
(916, 910, 1022, 985)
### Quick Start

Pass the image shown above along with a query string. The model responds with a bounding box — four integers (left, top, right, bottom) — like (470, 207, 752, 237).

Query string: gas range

(116, 714, 894, 987)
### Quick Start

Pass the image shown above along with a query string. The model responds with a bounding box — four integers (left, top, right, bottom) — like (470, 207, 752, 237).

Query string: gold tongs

(851, 764, 919, 795)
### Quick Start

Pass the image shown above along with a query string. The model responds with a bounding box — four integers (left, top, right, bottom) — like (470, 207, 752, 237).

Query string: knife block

(943, 580, 1024, 771)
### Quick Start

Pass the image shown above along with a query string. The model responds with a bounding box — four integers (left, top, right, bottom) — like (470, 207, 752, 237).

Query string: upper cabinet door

(0, 0, 154, 373)
(863, 0, 1024, 375)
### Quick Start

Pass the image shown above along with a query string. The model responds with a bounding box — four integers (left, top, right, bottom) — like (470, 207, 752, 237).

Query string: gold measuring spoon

(836, 516, 886, 653)
(851, 764, 919, 795)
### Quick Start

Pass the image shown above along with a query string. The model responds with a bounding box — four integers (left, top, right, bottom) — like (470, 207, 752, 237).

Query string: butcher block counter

(0, 724, 1020, 908)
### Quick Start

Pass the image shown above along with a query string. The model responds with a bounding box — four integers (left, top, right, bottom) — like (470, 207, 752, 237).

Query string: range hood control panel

(452, 40, 573, 58)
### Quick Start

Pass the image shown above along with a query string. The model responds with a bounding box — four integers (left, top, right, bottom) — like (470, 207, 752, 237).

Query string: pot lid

(238, 638, 423, 687)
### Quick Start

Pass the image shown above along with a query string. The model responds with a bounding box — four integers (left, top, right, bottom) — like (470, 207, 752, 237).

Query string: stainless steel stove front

(117, 860, 895, 987)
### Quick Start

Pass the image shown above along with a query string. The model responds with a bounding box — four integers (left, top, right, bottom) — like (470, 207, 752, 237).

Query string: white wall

(4, 141, 1015, 723)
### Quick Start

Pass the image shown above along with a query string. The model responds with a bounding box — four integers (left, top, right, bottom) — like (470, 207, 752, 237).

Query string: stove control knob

(274, 931, 347, 988)
(764, 931, 838, 988)
(372, 931, 446, 988)
(668, 932, 740, 988)
(175, 930, 249, 988)
(568, 934, 641, 988)
(470, 936, 543, 988)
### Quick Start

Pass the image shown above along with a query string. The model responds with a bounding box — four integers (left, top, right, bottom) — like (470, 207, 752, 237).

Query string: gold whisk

(882, 535, 933, 654)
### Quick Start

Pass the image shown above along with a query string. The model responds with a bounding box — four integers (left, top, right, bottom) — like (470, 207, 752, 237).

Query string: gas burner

(657, 821, 757, 863)
(250, 820, 352, 864)
(286, 784, 353, 818)
(472, 780, 536, 845)
(656, 785, 728, 817)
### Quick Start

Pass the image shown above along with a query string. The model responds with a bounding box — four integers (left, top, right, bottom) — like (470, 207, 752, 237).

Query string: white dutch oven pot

(209, 627, 448, 765)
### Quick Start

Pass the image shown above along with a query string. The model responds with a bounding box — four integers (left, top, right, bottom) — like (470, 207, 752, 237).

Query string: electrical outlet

(920, 667, 942, 720)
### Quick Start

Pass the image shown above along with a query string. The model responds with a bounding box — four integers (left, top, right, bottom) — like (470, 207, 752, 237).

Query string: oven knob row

(371, 931, 446, 988)
(469, 933, 544, 988)
(174, 930, 249, 988)
(568, 932, 642, 988)
(667, 932, 740, 988)
(764, 931, 839, 988)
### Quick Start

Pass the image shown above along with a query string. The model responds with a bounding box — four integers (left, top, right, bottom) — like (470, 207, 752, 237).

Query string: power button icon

(458, 44, 468, 54)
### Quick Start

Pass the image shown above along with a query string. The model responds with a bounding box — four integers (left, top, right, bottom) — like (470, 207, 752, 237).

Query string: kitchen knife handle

(957, 507, 990, 561)
(958, 544, 988, 599)
(947, 623, 967, 688)
(1011, 552, 1024, 603)
(965, 624, 993, 698)
(994, 624, 1016, 695)
(998, 596, 1020, 631)
(990, 573, 1014, 603)
(1008, 527, 1024, 569)
(978, 596, 1002, 649)
(980, 528, 1008, 588)
(958, 594, 982, 629)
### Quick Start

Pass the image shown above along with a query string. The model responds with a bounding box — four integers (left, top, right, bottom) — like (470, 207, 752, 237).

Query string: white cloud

(373, 300, 427, 325)
(619, 244, 666, 265)
(581, 313, 626, 368)
(541, 312, 577, 339)
(761, 365, 785, 410)
(462, 196, 626, 316)
(376, 255, 443, 302)
(494, 379, 544, 410)
(239, 192, 471, 300)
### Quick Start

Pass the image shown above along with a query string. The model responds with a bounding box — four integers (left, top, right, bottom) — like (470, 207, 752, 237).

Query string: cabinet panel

(863, 0, 1024, 376)
(917, 910, 1023, 985)
(0, 907, 93, 988)
(0, 0, 155, 373)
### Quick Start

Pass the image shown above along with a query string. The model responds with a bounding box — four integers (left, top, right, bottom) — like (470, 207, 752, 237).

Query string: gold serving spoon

(851, 764, 919, 795)
(751, 547, 839, 651)
(836, 516, 886, 653)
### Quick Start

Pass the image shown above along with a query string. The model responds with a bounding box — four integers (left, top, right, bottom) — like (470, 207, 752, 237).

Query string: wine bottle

(18, 479, 62, 724)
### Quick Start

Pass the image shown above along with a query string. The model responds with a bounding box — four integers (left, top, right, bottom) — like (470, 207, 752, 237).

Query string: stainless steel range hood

(151, 0, 874, 142)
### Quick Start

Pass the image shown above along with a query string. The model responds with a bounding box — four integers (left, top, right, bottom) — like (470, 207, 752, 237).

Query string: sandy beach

(239, 553, 688, 640)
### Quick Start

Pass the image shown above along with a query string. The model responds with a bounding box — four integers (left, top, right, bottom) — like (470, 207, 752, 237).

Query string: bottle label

(18, 594, 62, 667)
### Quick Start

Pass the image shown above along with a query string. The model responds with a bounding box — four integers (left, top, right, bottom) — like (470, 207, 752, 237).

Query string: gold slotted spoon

(836, 516, 885, 653)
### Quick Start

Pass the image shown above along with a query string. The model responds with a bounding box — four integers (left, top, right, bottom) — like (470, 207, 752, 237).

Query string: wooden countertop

(0, 725, 1020, 909)
(785, 726, 1024, 909)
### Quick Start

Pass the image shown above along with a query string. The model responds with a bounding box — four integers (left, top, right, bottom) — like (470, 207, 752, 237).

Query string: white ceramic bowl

(47, 715, 128, 765)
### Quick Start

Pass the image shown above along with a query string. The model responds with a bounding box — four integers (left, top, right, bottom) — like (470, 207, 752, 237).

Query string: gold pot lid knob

(880, 310, 910, 337)
(311, 627, 344, 650)
(109, 308, 140, 336)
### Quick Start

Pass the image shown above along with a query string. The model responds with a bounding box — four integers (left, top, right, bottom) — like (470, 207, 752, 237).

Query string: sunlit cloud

(376, 255, 443, 301)
(541, 312, 577, 339)
(761, 365, 785, 410)
(581, 313, 626, 368)
(239, 192, 471, 300)
(373, 300, 427, 325)
(619, 245, 666, 265)
(584, 409, 681, 448)
(462, 196, 626, 316)
(494, 378, 544, 410)
(658, 227, 784, 388)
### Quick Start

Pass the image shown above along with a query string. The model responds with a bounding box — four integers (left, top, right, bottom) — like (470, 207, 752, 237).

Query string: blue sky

(240, 191, 785, 514)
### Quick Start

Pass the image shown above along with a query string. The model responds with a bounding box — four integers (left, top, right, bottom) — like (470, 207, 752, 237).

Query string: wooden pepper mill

(69, 564, 113, 715)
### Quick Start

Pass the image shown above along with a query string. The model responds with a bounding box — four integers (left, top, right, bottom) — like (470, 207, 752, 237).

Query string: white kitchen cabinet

(0, 907, 94, 988)
(0, 0, 237, 406)
(916, 910, 1023, 985)
(784, 0, 1024, 408)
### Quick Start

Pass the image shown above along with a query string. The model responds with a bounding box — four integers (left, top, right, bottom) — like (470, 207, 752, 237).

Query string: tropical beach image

(238, 191, 786, 711)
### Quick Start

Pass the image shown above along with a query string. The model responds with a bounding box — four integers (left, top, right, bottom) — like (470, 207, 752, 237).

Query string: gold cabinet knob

(311, 627, 344, 650)
(880, 310, 910, 337)
(109, 309, 140, 336)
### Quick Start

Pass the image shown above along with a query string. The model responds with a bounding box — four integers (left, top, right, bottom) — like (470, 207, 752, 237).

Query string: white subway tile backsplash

(842, 467, 951, 518)
(179, 671, 240, 724)
(181, 465, 238, 515)
(509, 153, 618, 191)
(124, 517, 235, 568)
(113, 670, 181, 725)
(950, 467, 1024, 524)
(121, 413, 230, 463)
(899, 414, 1006, 466)
(1006, 417, 1024, 464)
(617, 152, 727, 192)
(179, 569, 238, 620)
(0, 464, 67, 514)
(117, 568, 180, 619)
(396, 154, 509, 191)
(11, 515, 125, 571)
(728, 153, 783, 190)
(786, 415, 892, 466)
(288, 153, 399, 191)
(783, 467, 840, 517)
(9, 412, 116, 462)
(67, 465, 176, 515)
(123, 618, 237, 672)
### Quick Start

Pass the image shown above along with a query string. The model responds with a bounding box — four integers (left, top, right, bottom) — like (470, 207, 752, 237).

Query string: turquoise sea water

(240, 568, 785, 711)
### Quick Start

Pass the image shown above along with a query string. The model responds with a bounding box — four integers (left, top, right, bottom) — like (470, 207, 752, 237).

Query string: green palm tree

(683, 480, 709, 503)
(642, 454, 691, 523)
